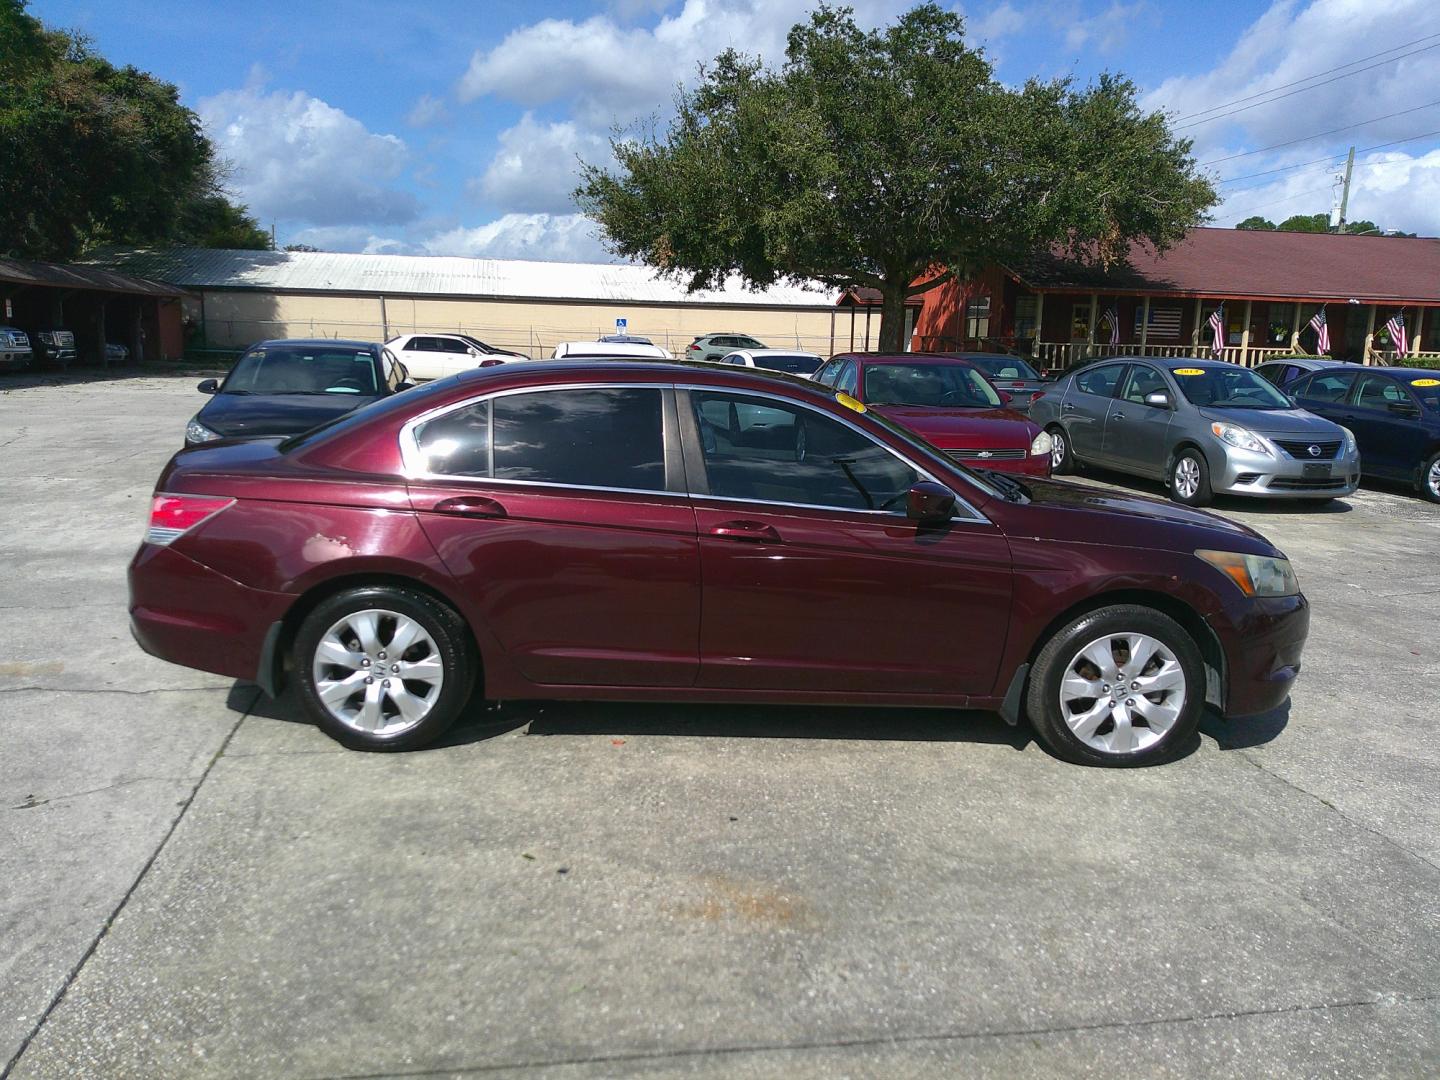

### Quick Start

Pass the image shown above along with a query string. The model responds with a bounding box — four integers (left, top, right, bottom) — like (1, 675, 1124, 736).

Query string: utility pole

(1336, 146, 1355, 232)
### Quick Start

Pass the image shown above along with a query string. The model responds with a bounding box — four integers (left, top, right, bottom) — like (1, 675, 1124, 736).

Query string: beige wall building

(91, 248, 897, 359)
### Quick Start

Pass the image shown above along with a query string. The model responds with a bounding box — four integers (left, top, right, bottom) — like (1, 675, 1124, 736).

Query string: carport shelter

(0, 258, 187, 364)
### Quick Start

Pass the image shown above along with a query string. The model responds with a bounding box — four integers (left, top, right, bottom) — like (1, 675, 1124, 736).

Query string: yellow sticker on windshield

(835, 392, 867, 413)
(1412, 378, 1440, 387)
(1174, 368, 1206, 376)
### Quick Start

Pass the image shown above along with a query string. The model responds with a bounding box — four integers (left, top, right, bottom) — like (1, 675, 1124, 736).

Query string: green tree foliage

(1235, 215, 1275, 230)
(1233, 211, 1412, 237)
(0, 0, 269, 260)
(576, 3, 1215, 350)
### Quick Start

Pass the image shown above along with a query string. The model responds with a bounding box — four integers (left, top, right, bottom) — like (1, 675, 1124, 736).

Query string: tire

(293, 585, 475, 751)
(1048, 425, 1076, 474)
(1025, 604, 1205, 767)
(1169, 447, 1212, 507)
(1420, 451, 1440, 503)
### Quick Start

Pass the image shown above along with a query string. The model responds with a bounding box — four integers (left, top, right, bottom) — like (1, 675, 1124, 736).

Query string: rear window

(969, 357, 1040, 381)
(752, 354, 822, 375)
(224, 347, 379, 396)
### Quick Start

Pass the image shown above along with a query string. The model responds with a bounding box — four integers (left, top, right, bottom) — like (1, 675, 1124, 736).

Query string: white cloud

(969, 3, 1026, 40)
(200, 83, 418, 228)
(406, 93, 450, 128)
(1062, 1, 1144, 53)
(1218, 148, 1440, 234)
(424, 213, 615, 261)
(1145, 0, 1440, 159)
(472, 113, 616, 214)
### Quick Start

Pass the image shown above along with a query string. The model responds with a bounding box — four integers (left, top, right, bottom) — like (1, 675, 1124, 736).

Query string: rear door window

(1294, 370, 1358, 403)
(1074, 364, 1124, 398)
(414, 387, 666, 491)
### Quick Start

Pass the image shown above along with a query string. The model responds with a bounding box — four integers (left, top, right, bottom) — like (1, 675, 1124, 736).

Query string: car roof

(1365, 365, 1440, 379)
(729, 348, 822, 357)
(833, 352, 980, 367)
(255, 338, 378, 350)
(554, 340, 672, 358)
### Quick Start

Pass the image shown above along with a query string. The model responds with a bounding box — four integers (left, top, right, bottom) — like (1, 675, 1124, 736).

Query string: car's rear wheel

(1025, 605, 1204, 767)
(1420, 451, 1440, 503)
(1169, 448, 1212, 506)
(1048, 425, 1076, 474)
(293, 586, 475, 751)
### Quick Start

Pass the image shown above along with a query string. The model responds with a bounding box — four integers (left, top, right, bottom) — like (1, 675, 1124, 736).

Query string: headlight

(1210, 422, 1271, 455)
(1195, 549, 1299, 597)
(1029, 430, 1054, 456)
(1339, 425, 1357, 455)
(185, 418, 221, 445)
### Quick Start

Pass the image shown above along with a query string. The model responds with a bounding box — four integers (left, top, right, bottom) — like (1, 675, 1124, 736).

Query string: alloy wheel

(1174, 456, 1201, 500)
(1058, 632, 1186, 755)
(311, 608, 445, 736)
(1050, 430, 1067, 470)
(1428, 459, 1440, 499)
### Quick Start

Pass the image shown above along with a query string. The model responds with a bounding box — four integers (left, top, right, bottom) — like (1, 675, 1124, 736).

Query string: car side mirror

(1144, 390, 1171, 409)
(468, 347, 480, 357)
(197, 378, 218, 394)
(1389, 400, 1419, 416)
(395, 381, 416, 393)
(906, 481, 957, 523)
(997, 390, 1013, 405)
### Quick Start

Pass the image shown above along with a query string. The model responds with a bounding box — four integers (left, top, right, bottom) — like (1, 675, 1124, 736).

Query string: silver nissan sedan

(1030, 357, 1361, 505)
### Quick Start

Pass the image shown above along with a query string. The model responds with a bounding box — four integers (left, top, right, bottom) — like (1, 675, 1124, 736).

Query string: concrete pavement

(1, 371, 1436, 1078)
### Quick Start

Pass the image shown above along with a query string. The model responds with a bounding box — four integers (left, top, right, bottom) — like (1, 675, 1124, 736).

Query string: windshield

(864, 363, 1002, 408)
(753, 354, 821, 375)
(1173, 366, 1293, 411)
(968, 356, 1040, 381)
(224, 347, 380, 396)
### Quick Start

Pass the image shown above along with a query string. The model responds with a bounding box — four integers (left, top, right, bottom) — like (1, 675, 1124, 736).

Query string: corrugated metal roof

(1010, 227, 1440, 303)
(0, 256, 186, 298)
(87, 247, 840, 309)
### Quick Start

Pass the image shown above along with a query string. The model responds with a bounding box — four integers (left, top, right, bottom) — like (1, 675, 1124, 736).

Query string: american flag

(1307, 307, 1330, 354)
(1103, 305, 1120, 346)
(1208, 305, 1226, 357)
(1385, 311, 1408, 356)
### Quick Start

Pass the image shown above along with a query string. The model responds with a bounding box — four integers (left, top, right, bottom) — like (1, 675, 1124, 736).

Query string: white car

(550, 340, 674, 360)
(715, 349, 825, 377)
(386, 332, 524, 381)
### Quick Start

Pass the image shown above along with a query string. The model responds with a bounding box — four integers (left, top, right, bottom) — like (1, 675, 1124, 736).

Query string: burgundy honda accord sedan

(812, 353, 1052, 476)
(129, 361, 1308, 766)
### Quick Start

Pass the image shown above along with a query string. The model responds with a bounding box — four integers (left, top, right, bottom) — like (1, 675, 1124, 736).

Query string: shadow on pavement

(1200, 699, 1291, 750)
(0, 363, 225, 391)
(1074, 466, 1356, 515)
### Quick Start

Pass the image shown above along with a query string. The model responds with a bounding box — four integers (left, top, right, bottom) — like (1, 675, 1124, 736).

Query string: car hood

(871, 404, 1037, 448)
(1196, 406, 1340, 437)
(996, 476, 1279, 556)
(196, 392, 379, 438)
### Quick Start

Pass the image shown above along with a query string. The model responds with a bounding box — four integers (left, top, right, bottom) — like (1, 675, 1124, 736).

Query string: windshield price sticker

(1174, 368, 1205, 376)
(1412, 378, 1440, 387)
(835, 392, 867, 413)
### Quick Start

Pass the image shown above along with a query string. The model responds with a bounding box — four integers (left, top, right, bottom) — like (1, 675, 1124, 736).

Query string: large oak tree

(577, 3, 1216, 351)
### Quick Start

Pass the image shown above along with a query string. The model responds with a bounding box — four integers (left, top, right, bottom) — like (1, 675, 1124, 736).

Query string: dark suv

(30, 327, 76, 368)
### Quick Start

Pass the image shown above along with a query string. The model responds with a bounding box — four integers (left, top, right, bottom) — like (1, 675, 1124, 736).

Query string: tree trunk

(877, 283, 909, 353)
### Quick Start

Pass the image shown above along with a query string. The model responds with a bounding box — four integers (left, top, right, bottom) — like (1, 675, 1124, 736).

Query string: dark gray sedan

(1030, 357, 1360, 505)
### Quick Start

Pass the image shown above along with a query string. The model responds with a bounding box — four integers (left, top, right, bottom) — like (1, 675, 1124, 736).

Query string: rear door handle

(707, 520, 781, 543)
(431, 495, 507, 518)
(1062, 403, 1076, 412)
(1111, 412, 1125, 421)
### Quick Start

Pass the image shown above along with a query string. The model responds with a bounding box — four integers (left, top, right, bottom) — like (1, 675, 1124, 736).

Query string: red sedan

(813, 353, 1052, 476)
(130, 361, 1308, 767)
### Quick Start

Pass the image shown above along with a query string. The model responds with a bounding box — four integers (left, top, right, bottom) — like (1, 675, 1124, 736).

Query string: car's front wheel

(293, 586, 475, 750)
(1048, 425, 1076, 474)
(1025, 605, 1205, 767)
(1169, 448, 1212, 506)
(1420, 451, 1440, 503)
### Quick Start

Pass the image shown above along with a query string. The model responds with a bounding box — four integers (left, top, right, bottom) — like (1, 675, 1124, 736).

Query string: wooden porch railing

(1033, 342, 1300, 370)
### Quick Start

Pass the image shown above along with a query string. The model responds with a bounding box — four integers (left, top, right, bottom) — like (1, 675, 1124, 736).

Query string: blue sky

(33, 0, 1440, 259)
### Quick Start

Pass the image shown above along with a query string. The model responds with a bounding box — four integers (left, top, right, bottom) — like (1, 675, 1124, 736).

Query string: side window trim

(399, 382, 684, 496)
(674, 385, 988, 523)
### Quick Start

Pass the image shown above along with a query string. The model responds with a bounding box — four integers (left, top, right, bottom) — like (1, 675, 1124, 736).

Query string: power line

(1222, 184, 1335, 218)
(1174, 40, 1440, 130)
(1171, 31, 1440, 123)
(1216, 125, 1440, 185)
(1199, 98, 1440, 166)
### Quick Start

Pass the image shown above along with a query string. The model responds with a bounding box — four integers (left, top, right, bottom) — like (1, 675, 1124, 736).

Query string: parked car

(715, 349, 824, 376)
(599, 334, 655, 345)
(1030, 357, 1360, 506)
(105, 342, 130, 365)
(811, 352, 1052, 476)
(944, 353, 1049, 412)
(1254, 357, 1347, 388)
(0, 326, 32, 370)
(551, 340, 674, 360)
(1284, 365, 1440, 502)
(386, 333, 523, 381)
(130, 359, 1308, 767)
(29, 327, 76, 369)
(687, 332, 768, 362)
(184, 339, 412, 446)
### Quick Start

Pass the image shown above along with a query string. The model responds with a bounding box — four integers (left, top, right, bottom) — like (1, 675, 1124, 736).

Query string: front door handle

(431, 495, 507, 518)
(1111, 412, 1125, 421)
(707, 519, 781, 543)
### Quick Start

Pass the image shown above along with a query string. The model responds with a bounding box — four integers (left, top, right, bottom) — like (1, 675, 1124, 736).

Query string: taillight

(689, 343, 700, 350)
(146, 494, 234, 545)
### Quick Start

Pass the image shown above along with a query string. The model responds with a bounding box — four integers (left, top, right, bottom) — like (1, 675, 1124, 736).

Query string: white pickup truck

(0, 326, 33, 370)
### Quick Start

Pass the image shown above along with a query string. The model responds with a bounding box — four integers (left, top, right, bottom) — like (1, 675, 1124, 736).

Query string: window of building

(1013, 295, 1038, 342)
(965, 295, 991, 340)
